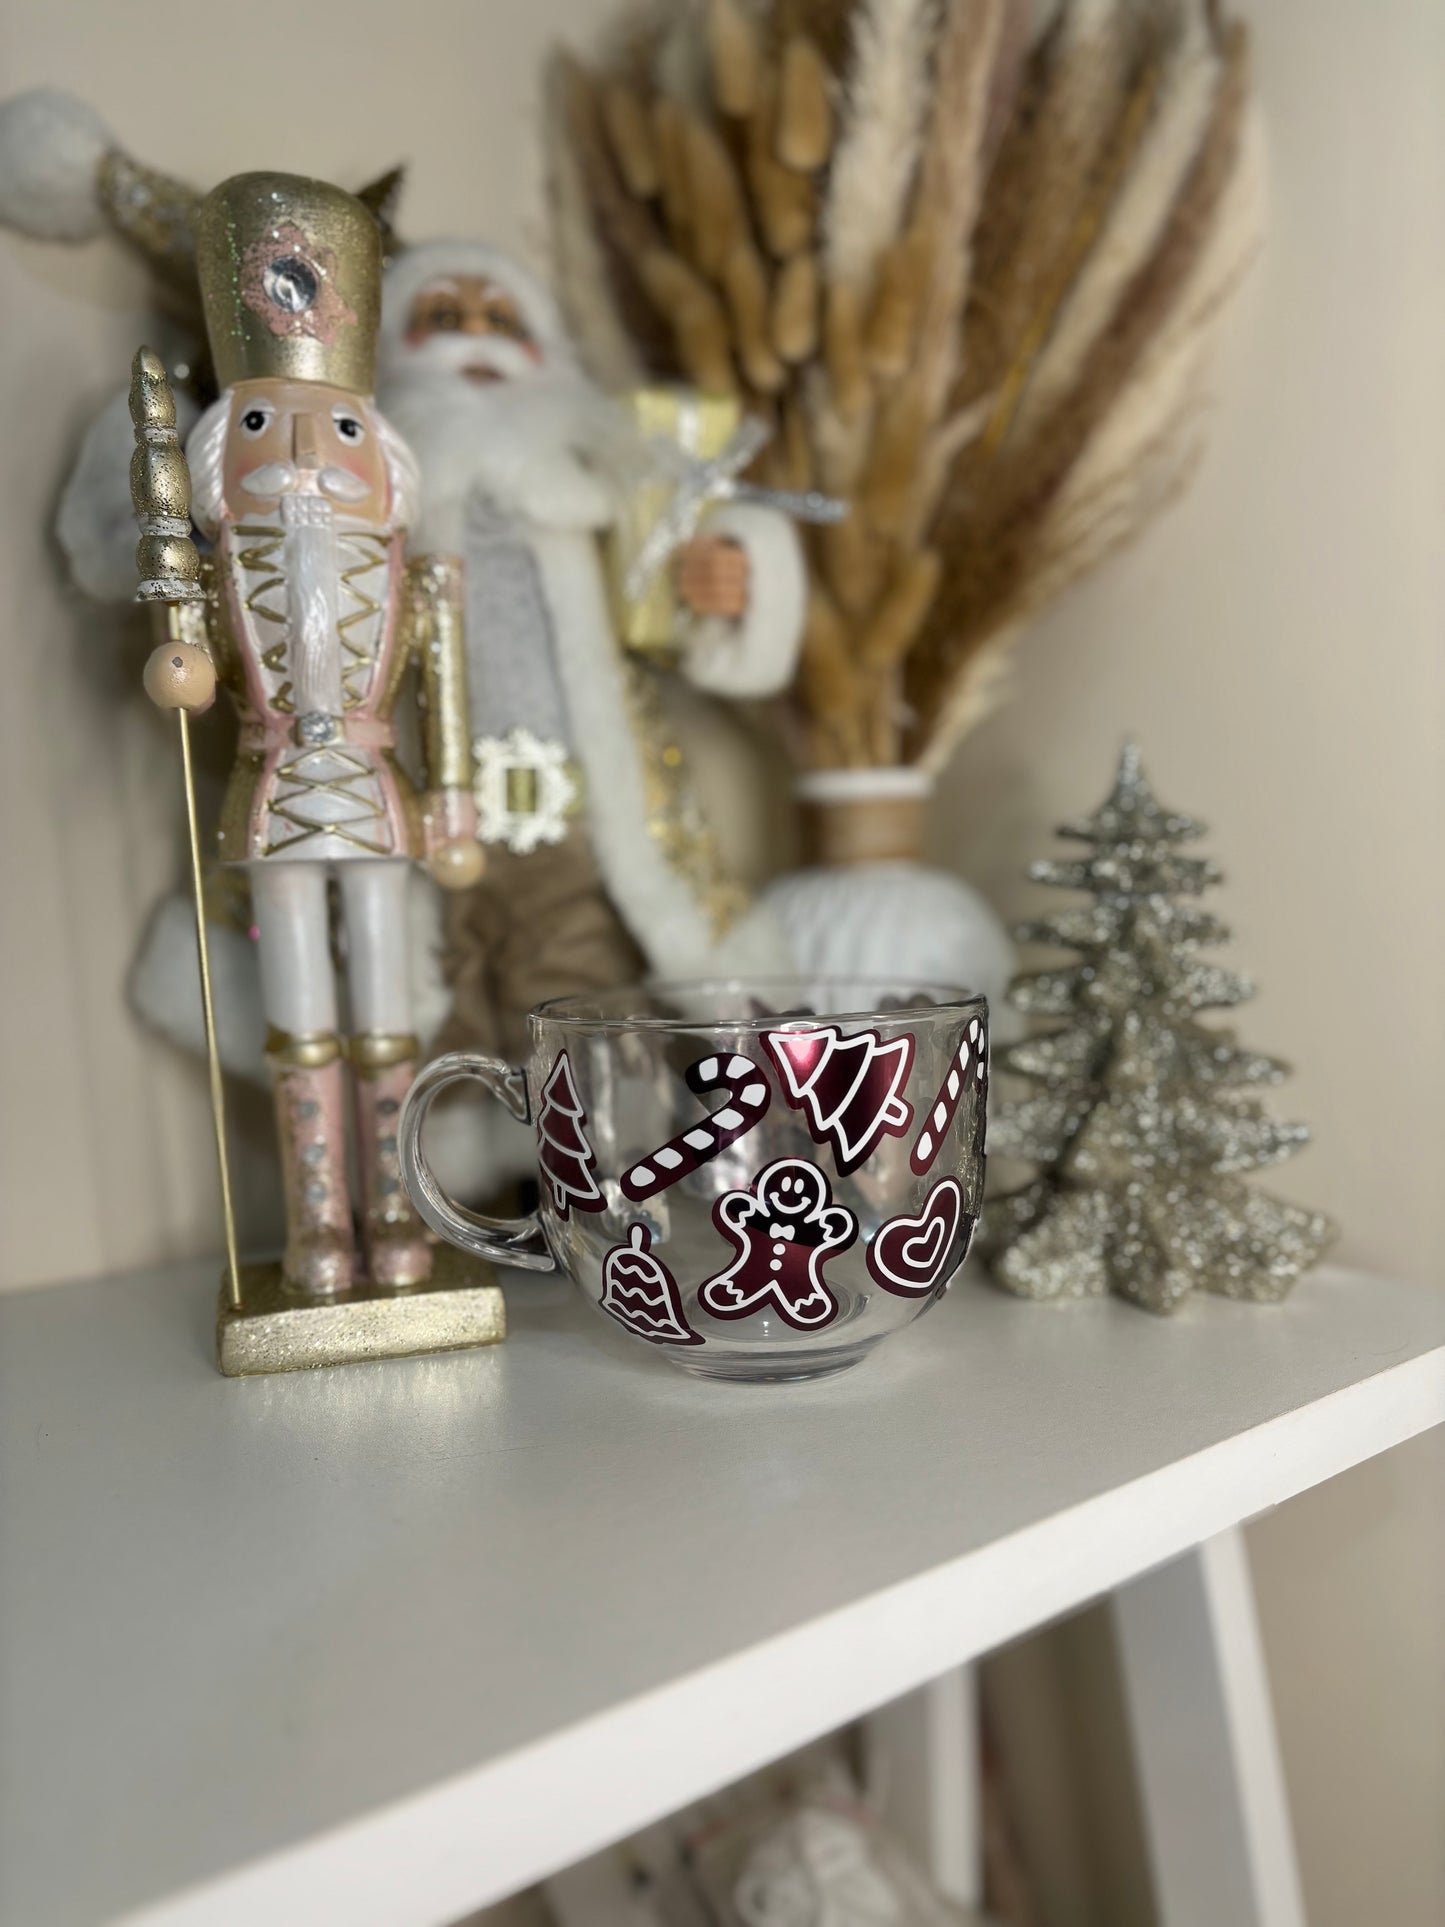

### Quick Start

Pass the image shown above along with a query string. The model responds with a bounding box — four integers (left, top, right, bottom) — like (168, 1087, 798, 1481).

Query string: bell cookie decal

(764, 1024, 914, 1176)
(599, 1225, 703, 1346)
(699, 1157, 857, 1331)
(866, 1177, 969, 1298)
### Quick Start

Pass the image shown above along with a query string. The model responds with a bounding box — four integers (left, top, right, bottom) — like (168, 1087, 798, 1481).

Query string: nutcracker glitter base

(216, 1249, 504, 1377)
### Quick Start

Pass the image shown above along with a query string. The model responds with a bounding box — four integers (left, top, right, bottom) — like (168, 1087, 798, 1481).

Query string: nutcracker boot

(269, 1030, 356, 1295)
(350, 1033, 434, 1288)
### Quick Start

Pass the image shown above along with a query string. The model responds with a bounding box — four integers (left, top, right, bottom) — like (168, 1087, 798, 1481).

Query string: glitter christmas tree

(981, 745, 1335, 1314)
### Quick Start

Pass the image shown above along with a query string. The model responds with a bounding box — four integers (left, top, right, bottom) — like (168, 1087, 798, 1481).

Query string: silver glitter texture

(980, 744, 1336, 1314)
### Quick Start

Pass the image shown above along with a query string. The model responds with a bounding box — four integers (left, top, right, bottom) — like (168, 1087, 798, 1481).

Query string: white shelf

(1, 1261, 1441, 1927)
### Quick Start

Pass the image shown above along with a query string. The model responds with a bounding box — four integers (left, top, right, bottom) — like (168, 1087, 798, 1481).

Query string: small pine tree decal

(536, 1052, 605, 1217)
(981, 745, 1336, 1314)
(765, 1025, 914, 1173)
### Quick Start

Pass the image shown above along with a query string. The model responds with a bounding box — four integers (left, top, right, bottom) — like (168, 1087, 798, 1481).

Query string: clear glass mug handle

(399, 1052, 556, 1273)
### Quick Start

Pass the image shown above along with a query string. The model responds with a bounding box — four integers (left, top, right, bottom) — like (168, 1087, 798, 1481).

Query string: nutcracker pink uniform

(209, 505, 416, 867)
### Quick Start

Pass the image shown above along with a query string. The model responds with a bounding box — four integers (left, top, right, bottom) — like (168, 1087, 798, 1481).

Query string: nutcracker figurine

(128, 172, 500, 1372)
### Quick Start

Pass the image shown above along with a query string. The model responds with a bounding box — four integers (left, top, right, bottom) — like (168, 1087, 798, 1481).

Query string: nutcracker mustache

(185, 391, 421, 538)
(239, 461, 373, 504)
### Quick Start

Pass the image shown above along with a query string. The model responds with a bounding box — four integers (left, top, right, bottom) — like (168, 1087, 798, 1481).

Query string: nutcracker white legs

(251, 858, 431, 1292)
(338, 863, 432, 1287)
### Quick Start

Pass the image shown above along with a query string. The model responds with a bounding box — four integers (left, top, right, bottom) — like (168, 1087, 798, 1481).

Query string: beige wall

(1, 0, 1441, 1922)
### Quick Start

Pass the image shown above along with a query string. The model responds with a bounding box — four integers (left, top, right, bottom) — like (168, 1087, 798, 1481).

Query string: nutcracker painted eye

(331, 407, 366, 444)
(239, 405, 273, 438)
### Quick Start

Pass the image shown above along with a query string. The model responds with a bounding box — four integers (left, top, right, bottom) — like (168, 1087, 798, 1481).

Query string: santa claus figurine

(375, 240, 805, 1070)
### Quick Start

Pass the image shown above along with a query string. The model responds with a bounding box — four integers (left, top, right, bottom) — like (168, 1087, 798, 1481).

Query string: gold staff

(128, 347, 242, 1311)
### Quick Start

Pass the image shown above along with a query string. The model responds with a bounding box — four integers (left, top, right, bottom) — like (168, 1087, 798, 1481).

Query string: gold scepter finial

(129, 345, 240, 1312)
(129, 345, 204, 604)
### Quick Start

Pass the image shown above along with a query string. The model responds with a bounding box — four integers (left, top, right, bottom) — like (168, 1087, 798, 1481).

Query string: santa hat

(0, 88, 112, 242)
(379, 239, 578, 377)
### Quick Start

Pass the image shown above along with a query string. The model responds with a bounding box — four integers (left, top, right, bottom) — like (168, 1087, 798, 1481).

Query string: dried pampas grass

(823, 0, 937, 294)
(545, 0, 1262, 771)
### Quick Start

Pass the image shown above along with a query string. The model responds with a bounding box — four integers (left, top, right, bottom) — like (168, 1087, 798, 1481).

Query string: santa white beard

(377, 352, 619, 548)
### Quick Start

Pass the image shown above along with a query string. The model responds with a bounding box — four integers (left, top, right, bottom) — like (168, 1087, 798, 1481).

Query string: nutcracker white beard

(279, 492, 345, 716)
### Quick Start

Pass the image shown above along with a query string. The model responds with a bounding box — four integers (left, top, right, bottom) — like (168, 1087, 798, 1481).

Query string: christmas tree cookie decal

(981, 745, 1336, 1314)
(764, 1025, 914, 1174)
(535, 1051, 606, 1218)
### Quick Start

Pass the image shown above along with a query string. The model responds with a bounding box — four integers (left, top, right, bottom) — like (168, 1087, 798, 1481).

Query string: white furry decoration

(822, 0, 939, 293)
(0, 87, 111, 242)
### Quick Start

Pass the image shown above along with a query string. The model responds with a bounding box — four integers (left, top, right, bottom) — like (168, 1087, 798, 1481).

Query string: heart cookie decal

(866, 1177, 967, 1298)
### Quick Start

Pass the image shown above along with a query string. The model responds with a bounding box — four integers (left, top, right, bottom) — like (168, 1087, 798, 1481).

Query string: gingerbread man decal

(698, 1157, 857, 1331)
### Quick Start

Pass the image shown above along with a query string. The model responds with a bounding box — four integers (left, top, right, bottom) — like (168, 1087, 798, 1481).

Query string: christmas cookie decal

(866, 1177, 969, 1298)
(599, 1224, 703, 1346)
(912, 1014, 985, 1175)
(535, 1051, 606, 1217)
(764, 1024, 915, 1175)
(622, 1052, 771, 1201)
(699, 1157, 857, 1331)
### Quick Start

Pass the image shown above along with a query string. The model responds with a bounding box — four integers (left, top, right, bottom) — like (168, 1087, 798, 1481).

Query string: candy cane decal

(911, 1014, 985, 1175)
(621, 1052, 772, 1202)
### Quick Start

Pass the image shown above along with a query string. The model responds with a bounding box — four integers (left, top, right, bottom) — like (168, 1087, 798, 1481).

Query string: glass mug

(399, 979, 988, 1383)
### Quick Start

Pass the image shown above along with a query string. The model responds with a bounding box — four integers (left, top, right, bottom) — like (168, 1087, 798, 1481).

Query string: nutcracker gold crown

(196, 172, 380, 393)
